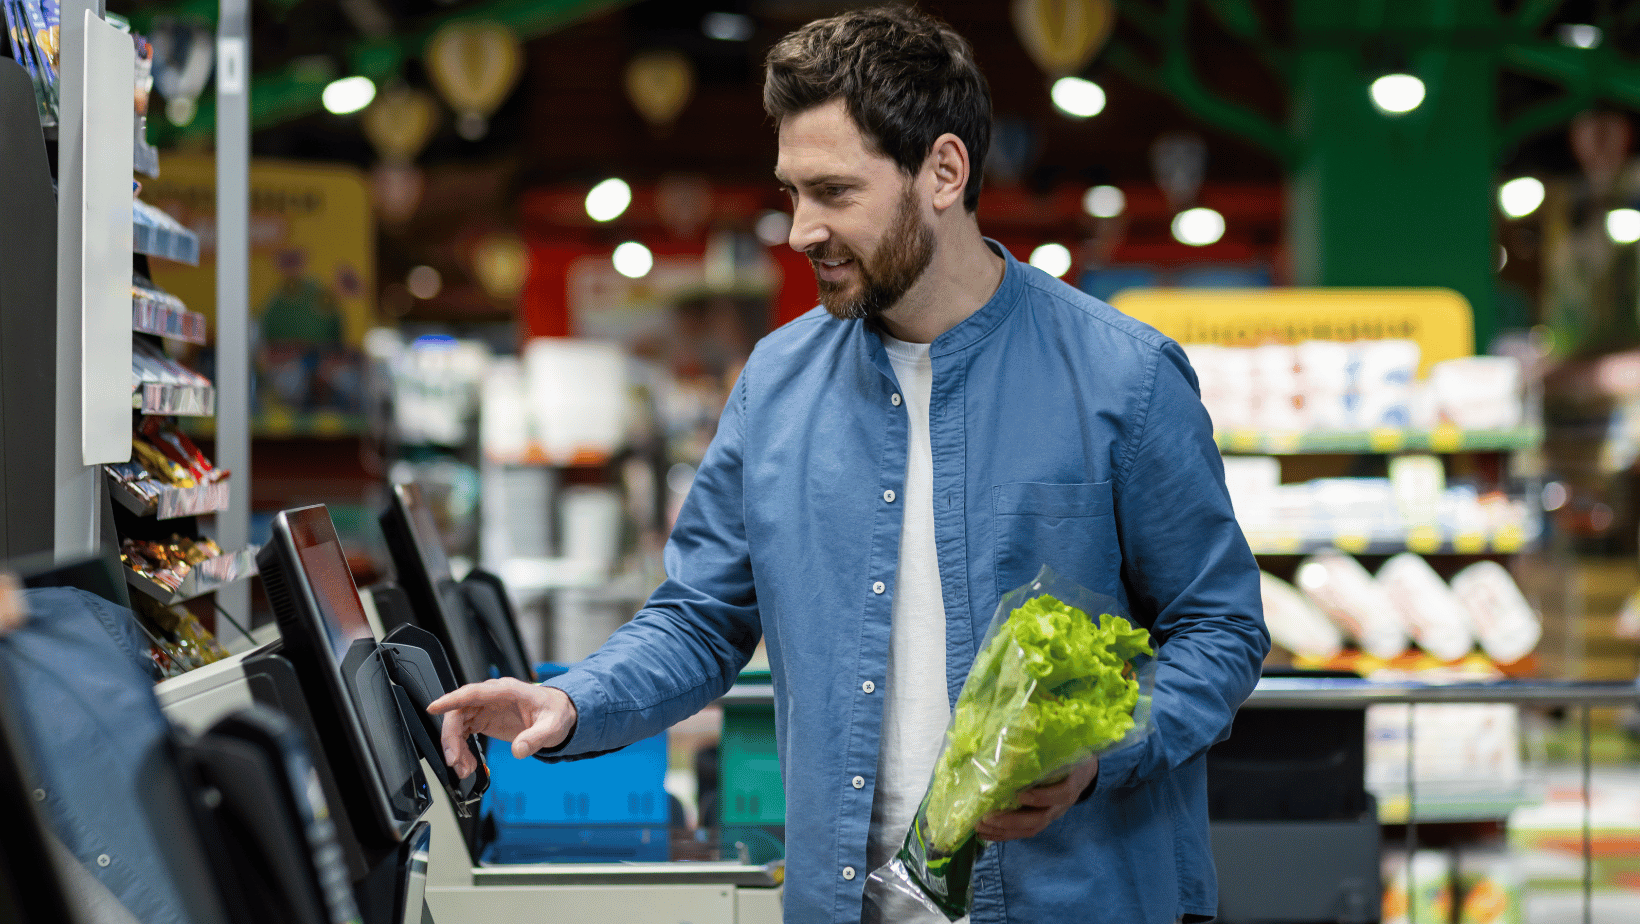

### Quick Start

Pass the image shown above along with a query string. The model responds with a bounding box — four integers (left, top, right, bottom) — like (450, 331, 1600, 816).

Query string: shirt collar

(928, 238, 1024, 357)
(860, 238, 1024, 368)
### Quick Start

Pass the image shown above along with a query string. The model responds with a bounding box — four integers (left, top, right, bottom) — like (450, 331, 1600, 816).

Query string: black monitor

(258, 505, 430, 851)
(379, 481, 534, 684)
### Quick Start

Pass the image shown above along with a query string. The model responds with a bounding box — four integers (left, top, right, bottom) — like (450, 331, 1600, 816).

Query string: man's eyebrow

(774, 171, 859, 188)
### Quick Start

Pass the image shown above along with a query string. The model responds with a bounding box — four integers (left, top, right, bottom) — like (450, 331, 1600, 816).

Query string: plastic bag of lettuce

(866, 565, 1156, 921)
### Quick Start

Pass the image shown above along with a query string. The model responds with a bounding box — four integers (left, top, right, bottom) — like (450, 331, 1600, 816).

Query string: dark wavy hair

(763, 5, 992, 213)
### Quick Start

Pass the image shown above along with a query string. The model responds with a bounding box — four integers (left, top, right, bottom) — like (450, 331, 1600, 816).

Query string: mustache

(806, 245, 856, 265)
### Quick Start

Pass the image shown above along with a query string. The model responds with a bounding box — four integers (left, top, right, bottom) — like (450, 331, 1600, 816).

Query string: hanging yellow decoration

(425, 20, 523, 140)
(1011, 0, 1115, 77)
(624, 49, 694, 130)
(471, 233, 531, 300)
(361, 87, 439, 164)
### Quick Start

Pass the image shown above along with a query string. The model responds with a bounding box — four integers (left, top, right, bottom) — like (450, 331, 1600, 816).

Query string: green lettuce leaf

(921, 595, 1152, 853)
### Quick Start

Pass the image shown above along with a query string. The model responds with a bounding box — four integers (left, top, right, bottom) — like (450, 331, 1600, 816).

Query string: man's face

(776, 99, 935, 321)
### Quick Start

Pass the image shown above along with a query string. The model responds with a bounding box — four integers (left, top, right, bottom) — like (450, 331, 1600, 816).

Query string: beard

(811, 183, 935, 322)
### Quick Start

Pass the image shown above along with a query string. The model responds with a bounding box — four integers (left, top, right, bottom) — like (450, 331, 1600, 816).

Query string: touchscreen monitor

(258, 505, 429, 849)
(380, 482, 530, 684)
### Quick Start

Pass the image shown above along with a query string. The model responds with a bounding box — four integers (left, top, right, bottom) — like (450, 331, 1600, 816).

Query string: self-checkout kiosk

(374, 483, 785, 924)
(2, 553, 363, 924)
(156, 505, 484, 924)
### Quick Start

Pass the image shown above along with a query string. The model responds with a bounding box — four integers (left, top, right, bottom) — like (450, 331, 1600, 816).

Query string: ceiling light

(1172, 207, 1225, 246)
(1607, 208, 1640, 245)
(1369, 73, 1424, 115)
(407, 265, 442, 300)
(702, 12, 754, 42)
(1028, 243, 1073, 278)
(613, 241, 653, 279)
(322, 75, 376, 115)
(754, 210, 792, 247)
(586, 178, 632, 222)
(1083, 185, 1125, 218)
(1498, 177, 1544, 219)
(1557, 24, 1601, 49)
(1050, 77, 1105, 119)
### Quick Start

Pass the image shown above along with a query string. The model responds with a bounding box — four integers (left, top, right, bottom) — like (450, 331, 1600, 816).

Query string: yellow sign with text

(144, 156, 375, 434)
(1110, 288, 1474, 378)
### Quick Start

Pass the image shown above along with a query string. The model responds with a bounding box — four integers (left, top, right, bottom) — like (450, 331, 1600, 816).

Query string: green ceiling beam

(147, 0, 632, 147)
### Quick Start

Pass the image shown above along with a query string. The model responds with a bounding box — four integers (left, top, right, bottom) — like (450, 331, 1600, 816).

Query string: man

(430, 7, 1267, 923)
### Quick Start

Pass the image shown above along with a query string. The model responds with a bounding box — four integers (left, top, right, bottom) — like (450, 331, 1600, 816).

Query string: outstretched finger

(428, 679, 514, 714)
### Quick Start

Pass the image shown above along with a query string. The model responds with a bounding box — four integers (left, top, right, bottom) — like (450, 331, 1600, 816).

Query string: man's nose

(788, 201, 828, 253)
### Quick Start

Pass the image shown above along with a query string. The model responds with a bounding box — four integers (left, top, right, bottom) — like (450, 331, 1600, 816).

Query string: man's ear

(926, 133, 969, 213)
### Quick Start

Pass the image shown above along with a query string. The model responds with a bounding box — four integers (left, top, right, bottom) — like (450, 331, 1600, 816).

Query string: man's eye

(824, 186, 847, 198)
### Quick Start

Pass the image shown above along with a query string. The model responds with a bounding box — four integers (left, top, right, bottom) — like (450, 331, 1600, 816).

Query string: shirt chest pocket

(993, 481, 1120, 598)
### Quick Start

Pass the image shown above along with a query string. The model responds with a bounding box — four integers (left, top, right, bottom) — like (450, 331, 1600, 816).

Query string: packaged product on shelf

(1430, 356, 1524, 431)
(1382, 849, 1454, 924)
(139, 416, 224, 483)
(1309, 477, 1399, 540)
(131, 437, 195, 487)
(1366, 704, 1521, 793)
(1295, 550, 1409, 658)
(1376, 552, 1475, 662)
(1354, 339, 1419, 429)
(1, 0, 51, 123)
(1456, 846, 1523, 924)
(129, 595, 229, 678)
(1258, 570, 1343, 659)
(1250, 343, 1303, 431)
(1449, 561, 1542, 664)
(120, 534, 224, 592)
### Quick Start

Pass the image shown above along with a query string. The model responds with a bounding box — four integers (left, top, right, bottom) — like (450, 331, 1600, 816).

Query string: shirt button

(883, 489, 896, 503)
(96, 854, 111, 868)
(872, 581, 885, 594)
(852, 775, 865, 789)
(843, 866, 856, 881)
(861, 680, 875, 694)
(891, 393, 902, 406)
(31, 788, 45, 802)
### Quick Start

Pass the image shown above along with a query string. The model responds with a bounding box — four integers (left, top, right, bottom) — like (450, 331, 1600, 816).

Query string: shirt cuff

(539, 669, 609, 757)
(1090, 734, 1152, 796)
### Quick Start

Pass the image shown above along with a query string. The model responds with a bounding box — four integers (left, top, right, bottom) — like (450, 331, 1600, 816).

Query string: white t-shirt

(864, 335, 961, 924)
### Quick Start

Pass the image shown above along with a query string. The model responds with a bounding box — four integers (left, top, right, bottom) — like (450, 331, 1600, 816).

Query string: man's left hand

(973, 757, 1098, 843)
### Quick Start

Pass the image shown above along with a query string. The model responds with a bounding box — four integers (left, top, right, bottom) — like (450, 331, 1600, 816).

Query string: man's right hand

(427, 678, 578, 779)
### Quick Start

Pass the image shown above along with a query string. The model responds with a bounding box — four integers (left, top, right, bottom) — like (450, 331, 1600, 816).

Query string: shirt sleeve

(1093, 340, 1269, 793)
(542, 368, 762, 757)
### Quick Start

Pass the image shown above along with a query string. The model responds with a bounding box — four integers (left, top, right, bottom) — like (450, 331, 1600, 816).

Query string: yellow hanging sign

(1011, 0, 1116, 77)
(1109, 287, 1475, 378)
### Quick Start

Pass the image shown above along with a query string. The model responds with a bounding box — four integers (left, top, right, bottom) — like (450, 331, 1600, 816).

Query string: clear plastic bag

(865, 565, 1157, 921)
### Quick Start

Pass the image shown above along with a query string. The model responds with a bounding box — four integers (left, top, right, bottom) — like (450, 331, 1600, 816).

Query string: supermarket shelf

(1370, 784, 1538, 824)
(133, 295, 207, 344)
(1244, 677, 1638, 708)
(715, 678, 1640, 710)
(1244, 524, 1536, 556)
(106, 469, 230, 519)
(1216, 426, 1542, 455)
(133, 201, 200, 265)
(124, 546, 259, 605)
(134, 382, 216, 416)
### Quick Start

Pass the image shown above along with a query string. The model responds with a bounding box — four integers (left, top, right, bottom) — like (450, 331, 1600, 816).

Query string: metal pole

(1582, 705, 1592, 924)
(213, 0, 252, 644)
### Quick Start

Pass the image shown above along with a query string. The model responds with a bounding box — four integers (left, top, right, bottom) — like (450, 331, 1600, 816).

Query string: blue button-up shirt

(546, 243, 1269, 924)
